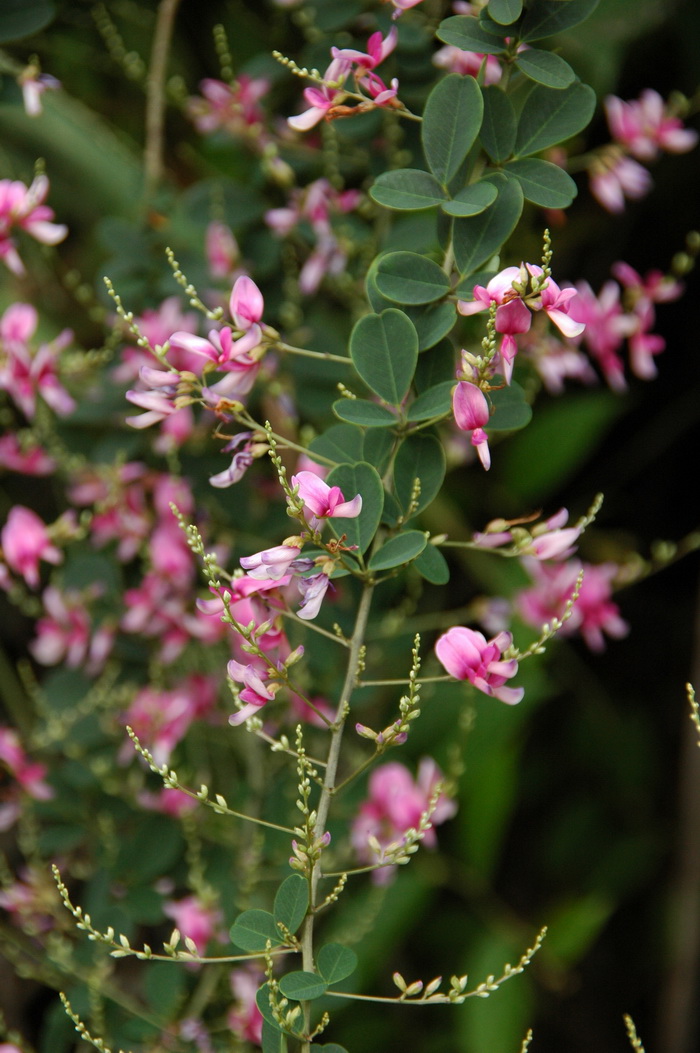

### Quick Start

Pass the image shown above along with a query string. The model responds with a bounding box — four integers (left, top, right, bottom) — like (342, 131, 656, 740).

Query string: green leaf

(422, 74, 484, 185)
(489, 381, 533, 431)
(520, 0, 601, 42)
(370, 169, 447, 211)
(230, 910, 280, 952)
(278, 971, 328, 1001)
(436, 15, 508, 53)
(394, 434, 446, 516)
(273, 875, 308, 936)
(414, 340, 456, 391)
(308, 424, 364, 467)
(369, 531, 428, 572)
(441, 182, 498, 217)
(0, 0, 55, 42)
(480, 86, 517, 162)
(261, 1020, 286, 1053)
(332, 400, 397, 428)
(312, 1045, 350, 1053)
(453, 176, 524, 277)
(514, 48, 576, 89)
(403, 302, 457, 350)
(414, 543, 450, 585)
(317, 943, 359, 984)
(487, 0, 523, 25)
(375, 252, 451, 305)
(407, 381, 455, 422)
(350, 310, 418, 405)
(256, 985, 300, 1039)
(327, 462, 384, 554)
(514, 81, 596, 157)
(504, 158, 578, 207)
(363, 429, 395, 476)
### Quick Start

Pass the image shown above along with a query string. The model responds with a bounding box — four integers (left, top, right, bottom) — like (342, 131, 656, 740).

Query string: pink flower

(472, 508, 582, 560)
(30, 585, 113, 674)
(435, 626, 523, 704)
(240, 540, 308, 581)
(209, 432, 255, 488)
(288, 56, 352, 131)
(605, 90, 698, 161)
(589, 152, 652, 214)
(229, 274, 264, 330)
(187, 76, 270, 137)
(433, 45, 502, 84)
(567, 280, 637, 391)
(227, 660, 279, 725)
(0, 174, 67, 276)
(18, 65, 60, 117)
(452, 382, 491, 470)
(206, 221, 239, 280)
(229, 967, 265, 1046)
(296, 571, 331, 620)
(387, 0, 427, 17)
(123, 677, 217, 765)
(516, 558, 628, 652)
(163, 895, 223, 956)
(0, 433, 56, 475)
(0, 727, 53, 801)
(332, 27, 398, 70)
(1, 506, 62, 588)
(351, 759, 456, 883)
(291, 470, 362, 524)
(0, 302, 75, 419)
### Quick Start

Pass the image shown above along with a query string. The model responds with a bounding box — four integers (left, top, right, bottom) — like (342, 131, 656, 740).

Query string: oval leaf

(488, 0, 523, 24)
(489, 380, 532, 431)
(394, 434, 446, 516)
(514, 48, 576, 90)
(403, 301, 457, 350)
(0, 0, 55, 42)
(273, 875, 309, 935)
(375, 252, 451, 305)
(317, 943, 359, 985)
(422, 74, 484, 185)
(414, 543, 450, 585)
(327, 462, 384, 554)
(262, 1020, 286, 1053)
(350, 309, 418, 405)
(504, 158, 577, 207)
(441, 181, 498, 217)
(514, 81, 596, 157)
(520, 0, 601, 42)
(369, 531, 428, 572)
(480, 85, 517, 162)
(230, 910, 280, 952)
(333, 400, 397, 428)
(407, 380, 454, 422)
(370, 169, 447, 211)
(453, 176, 524, 277)
(308, 424, 364, 467)
(278, 971, 328, 1001)
(436, 15, 508, 53)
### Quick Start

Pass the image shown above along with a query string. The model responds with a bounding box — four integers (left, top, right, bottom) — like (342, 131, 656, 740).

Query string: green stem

(143, 0, 182, 207)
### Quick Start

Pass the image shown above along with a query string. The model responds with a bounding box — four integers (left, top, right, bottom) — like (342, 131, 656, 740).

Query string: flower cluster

(0, 174, 67, 276)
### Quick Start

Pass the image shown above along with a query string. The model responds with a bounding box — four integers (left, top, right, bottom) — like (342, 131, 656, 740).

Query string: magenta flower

(1, 506, 62, 588)
(291, 470, 362, 525)
(605, 89, 698, 162)
(452, 381, 491, 470)
(229, 966, 265, 1046)
(0, 302, 75, 419)
(332, 27, 398, 70)
(163, 894, 223, 956)
(433, 44, 502, 84)
(0, 174, 67, 275)
(435, 626, 523, 704)
(288, 56, 352, 132)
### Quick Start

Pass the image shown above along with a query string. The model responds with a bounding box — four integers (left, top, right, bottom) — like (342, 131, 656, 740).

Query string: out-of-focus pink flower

(605, 89, 698, 161)
(0, 865, 58, 932)
(387, 0, 427, 17)
(0, 302, 75, 419)
(123, 676, 217, 765)
(472, 508, 582, 560)
(18, 65, 60, 117)
(228, 966, 265, 1046)
(435, 625, 523, 704)
(452, 381, 491, 470)
(0, 433, 56, 474)
(0, 728, 53, 831)
(516, 557, 628, 652)
(30, 585, 114, 674)
(206, 221, 239, 280)
(1, 506, 62, 588)
(139, 786, 198, 818)
(187, 76, 269, 137)
(567, 279, 637, 391)
(332, 27, 398, 70)
(209, 431, 256, 488)
(113, 297, 200, 383)
(291, 470, 362, 525)
(589, 151, 652, 214)
(163, 894, 223, 956)
(433, 45, 502, 83)
(0, 174, 67, 275)
(351, 758, 456, 883)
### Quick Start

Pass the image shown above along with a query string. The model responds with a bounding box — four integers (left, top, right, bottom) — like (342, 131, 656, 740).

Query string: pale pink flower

(589, 152, 652, 214)
(435, 626, 523, 704)
(452, 381, 491, 470)
(206, 221, 239, 280)
(351, 758, 456, 883)
(163, 895, 223, 956)
(113, 297, 199, 382)
(0, 433, 56, 474)
(472, 508, 581, 560)
(240, 540, 307, 581)
(387, 0, 427, 17)
(227, 660, 279, 725)
(291, 470, 362, 524)
(123, 676, 217, 765)
(30, 585, 114, 673)
(18, 65, 60, 117)
(0, 302, 74, 419)
(433, 45, 502, 84)
(1, 506, 62, 588)
(187, 76, 269, 137)
(139, 786, 198, 818)
(296, 571, 331, 620)
(209, 431, 255, 488)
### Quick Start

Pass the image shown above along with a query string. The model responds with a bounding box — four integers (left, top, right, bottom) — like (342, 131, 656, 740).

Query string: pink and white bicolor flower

(452, 381, 491, 470)
(227, 659, 280, 725)
(435, 625, 524, 705)
(291, 470, 362, 527)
